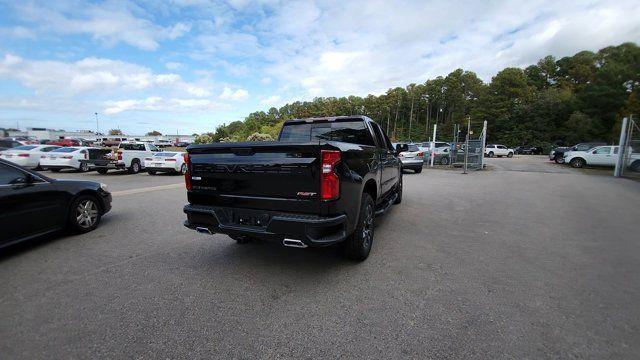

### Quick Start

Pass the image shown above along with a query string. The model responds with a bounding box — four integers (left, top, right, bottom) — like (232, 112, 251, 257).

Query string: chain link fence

(618, 117, 640, 179)
(450, 121, 487, 170)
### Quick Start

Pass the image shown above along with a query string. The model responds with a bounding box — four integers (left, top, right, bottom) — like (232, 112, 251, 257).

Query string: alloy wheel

(362, 203, 374, 249)
(76, 199, 99, 229)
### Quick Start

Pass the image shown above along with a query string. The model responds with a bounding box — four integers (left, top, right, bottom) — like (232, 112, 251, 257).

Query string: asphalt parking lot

(1, 156, 639, 359)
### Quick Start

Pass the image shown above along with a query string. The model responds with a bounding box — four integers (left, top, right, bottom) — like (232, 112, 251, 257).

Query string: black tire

(488, 152, 494, 158)
(393, 172, 402, 205)
(570, 158, 586, 168)
(68, 195, 102, 234)
(439, 156, 450, 165)
(344, 193, 375, 261)
(96, 168, 108, 174)
(148, 170, 156, 175)
(414, 167, 422, 173)
(51, 169, 60, 173)
(630, 160, 640, 172)
(507, 152, 513, 158)
(555, 157, 565, 164)
(128, 160, 141, 174)
(180, 163, 187, 175)
(78, 162, 89, 172)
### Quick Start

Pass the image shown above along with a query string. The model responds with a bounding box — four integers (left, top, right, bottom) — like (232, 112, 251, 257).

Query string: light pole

(94, 112, 99, 134)
(422, 94, 429, 140)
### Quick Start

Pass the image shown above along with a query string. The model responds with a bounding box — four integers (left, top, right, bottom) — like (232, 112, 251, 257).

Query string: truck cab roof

(282, 115, 373, 125)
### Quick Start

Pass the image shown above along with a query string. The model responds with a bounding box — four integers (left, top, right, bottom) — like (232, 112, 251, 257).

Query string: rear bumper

(400, 158, 423, 168)
(42, 164, 78, 170)
(183, 204, 348, 246)
(145, 166, 178, 172)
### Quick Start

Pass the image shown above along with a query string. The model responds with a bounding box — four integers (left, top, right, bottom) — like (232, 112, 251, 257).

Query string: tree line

(196, 42, 639, 148)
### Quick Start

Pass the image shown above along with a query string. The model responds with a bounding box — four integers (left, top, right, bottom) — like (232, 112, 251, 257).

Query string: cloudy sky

(0, 0, 638, 135)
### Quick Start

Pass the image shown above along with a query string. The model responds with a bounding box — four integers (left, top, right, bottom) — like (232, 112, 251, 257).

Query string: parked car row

(549, 142, 606, 164)
(0, 141, 186, 175)
(559, 145, 640, 170)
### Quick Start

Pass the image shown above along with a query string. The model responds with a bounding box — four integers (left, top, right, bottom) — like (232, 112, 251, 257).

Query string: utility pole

(430, 124, 437, 167)
(614, 116, 630, 177)
(422, 94, 430, 141)
(94, 112, 99, 134)
(393, 96, 400, 140)
(463, 117, 470, 174)
(386, 106, 391, 134)
(408, 92, 415, 142)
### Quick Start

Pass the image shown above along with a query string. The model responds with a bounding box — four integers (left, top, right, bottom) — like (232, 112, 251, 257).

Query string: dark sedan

(0, 159, 112, 249)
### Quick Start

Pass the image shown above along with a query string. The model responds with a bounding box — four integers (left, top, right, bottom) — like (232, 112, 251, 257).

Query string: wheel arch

(363, 178, 377, 201)
(72, 190, 104, 212)
(570, 157, 586, 167)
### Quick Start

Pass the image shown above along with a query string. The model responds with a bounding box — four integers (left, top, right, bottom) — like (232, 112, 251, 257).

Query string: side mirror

(10, 174, 33, 186)
(395, 144, 408, 154)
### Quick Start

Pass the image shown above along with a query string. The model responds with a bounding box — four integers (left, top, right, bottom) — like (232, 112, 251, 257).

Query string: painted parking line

(111, 183, 184, 197)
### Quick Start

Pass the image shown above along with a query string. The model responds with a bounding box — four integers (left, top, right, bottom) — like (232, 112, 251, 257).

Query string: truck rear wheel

(97, 168, 108, 174)
(570, 158, 586, 168)
(344, 193, 374, 261)
(129, 160, 141, 174)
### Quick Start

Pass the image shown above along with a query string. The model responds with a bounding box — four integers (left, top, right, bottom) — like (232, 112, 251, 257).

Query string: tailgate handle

(233, 148, 255, 156)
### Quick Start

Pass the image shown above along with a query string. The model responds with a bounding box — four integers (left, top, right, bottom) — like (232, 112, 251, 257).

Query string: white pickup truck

(82, 142, 160, 174)
(485, 144, 514, 158)
(564, 145, 640, 170)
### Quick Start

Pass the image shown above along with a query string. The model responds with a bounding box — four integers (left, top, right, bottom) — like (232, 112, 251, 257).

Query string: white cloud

(260, 95, 281, 106)
(104, 97, 226, 114)
(165, 62, 182, 70)
(250, 0, 640, 98)
(261, 77, 272, 84)
(0, 55, 209, 97)
(219, 86, 249, 101)
(0, 26, 36, 39)
(14, 2, 190, 50)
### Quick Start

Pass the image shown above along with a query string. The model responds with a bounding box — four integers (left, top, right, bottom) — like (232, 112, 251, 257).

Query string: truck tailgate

(188, 142, 322, 212)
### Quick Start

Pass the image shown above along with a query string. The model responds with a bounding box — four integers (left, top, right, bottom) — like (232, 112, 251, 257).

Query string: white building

(4, 127, 195, 144)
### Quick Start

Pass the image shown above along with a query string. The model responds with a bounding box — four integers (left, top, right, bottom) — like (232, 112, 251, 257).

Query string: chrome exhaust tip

(195, 227, 212, 235)
(282, 239, 308, 248)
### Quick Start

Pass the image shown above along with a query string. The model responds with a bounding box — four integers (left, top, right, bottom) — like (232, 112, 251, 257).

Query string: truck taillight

(183, 153, 192, 191)
(320, 150, 340, 201)
(17, 153, 30, 157)
(417, 151, 424, 157)
(84, 152, 88, 160)
(117, 151, 122, 161)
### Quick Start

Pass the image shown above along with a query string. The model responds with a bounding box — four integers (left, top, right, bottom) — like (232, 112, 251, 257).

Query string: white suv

(485, 144, 514, 158)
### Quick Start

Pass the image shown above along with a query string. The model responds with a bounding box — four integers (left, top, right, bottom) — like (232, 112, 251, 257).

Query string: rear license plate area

(220, 209, 270, 229)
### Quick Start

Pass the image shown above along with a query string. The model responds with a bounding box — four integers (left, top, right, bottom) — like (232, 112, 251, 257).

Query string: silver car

(394, 143, 424, 173)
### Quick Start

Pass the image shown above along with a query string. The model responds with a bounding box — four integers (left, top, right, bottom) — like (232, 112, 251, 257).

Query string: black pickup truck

(183, 116, 406, 261)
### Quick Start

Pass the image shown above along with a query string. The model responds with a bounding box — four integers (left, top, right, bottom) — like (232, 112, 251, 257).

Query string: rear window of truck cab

(279, 120, 375, 146)
(119, 143, 146, 151)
